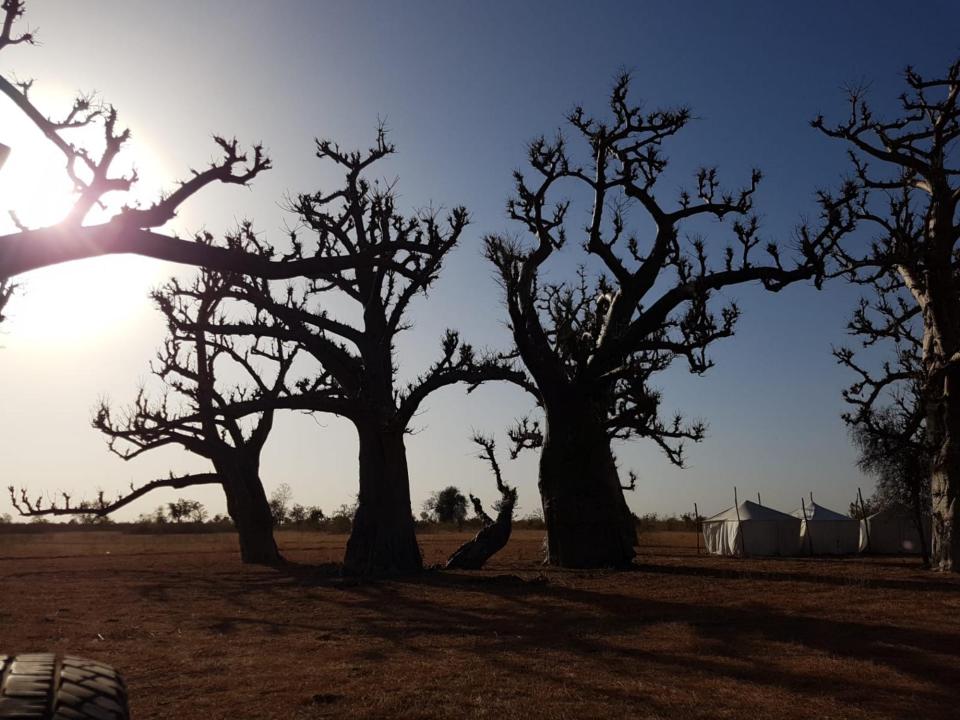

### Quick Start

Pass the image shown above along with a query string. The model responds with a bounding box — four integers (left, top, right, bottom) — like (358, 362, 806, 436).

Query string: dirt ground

(1, 529, 958, 720)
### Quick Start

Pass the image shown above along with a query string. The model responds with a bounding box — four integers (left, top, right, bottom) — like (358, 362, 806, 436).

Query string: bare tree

(815, 58, 960, 571)
(834, 275, 932, 564)
(0, 2, 395, 295)
(486, 73, 857, 568)
(191, 132, 529, 575)
(268, 482, 293, 527)
(445, 433, 518, 570)
(9, 266, 297, 564)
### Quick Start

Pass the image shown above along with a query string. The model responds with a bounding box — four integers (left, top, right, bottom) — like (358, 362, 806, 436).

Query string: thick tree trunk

(538, 408, 637, 568)
(913, 486, 931, 568)
(930, 370, 960, 572)
(446, 518, 512, 570)
(343, 422, 422, 576)
(921, 213, 960, 572)
(222, 469, 283, 566)
(446, 496, 515, 571)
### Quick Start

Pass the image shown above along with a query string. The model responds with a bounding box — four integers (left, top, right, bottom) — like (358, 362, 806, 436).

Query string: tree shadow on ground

(167, 562, 960, 718)
(99, 549, 960, 719)
(627, 559, 960, 593)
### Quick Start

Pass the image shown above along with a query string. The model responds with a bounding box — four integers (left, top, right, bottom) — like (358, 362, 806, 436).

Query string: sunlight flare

(0, 92, 173, 344)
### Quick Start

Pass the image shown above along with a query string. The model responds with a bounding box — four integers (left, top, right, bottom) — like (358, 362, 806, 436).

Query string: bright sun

(0, 99, 171, 345)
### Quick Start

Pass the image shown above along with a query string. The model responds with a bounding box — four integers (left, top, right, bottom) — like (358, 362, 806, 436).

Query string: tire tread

(0, 654, 128, 720)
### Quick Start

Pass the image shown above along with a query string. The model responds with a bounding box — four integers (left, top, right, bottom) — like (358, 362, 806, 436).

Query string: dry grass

(2, 529, 959, 719)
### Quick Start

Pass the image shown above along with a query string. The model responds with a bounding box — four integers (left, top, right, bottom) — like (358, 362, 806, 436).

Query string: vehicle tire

(0, 653, 129, 719)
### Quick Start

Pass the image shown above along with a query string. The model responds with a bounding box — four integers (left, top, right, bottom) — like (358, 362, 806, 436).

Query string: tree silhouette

(486, 73, 857, 568)
(268, 483, 293, 527)
(0, 276, 12, 323)
(833, 266, 933, 564)
(424, 486, 469, 526)
(851, 411, 932, 565)
(192, 131, 528, 575)
(445, 433, 518, 570)
(816, 58, 960, 571)
(167, 498, 207, 524)
(0, 2, 398, 300)
(9, 266, 297, 564)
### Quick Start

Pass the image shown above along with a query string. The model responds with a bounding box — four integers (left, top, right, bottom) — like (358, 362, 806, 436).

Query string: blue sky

(1, 1, 958, 521)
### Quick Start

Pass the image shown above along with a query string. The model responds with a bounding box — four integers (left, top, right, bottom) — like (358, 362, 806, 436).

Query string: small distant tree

(167, 498, 206, 523)
(190, 501, 208, 524)
(328, 502, 358, 534)
(515, 510, 546, 530)
(425, 486, 469, 527)
(0, 513, 12, 524)
(136, 507, 166, 525)
(289, 503, 308, 525)
(269, 483, 293, 527)
(306, 506, 325, 525)
(166, 501, 185, 523)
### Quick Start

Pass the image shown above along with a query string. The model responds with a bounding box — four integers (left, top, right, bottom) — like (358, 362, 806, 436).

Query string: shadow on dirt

(627, 559, 960, 593)
(134, 560, 957, 717)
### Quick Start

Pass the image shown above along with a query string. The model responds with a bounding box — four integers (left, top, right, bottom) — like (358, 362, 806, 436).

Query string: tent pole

(801, 496, 814, 555)
(757, 492, 762, 506)
(734, 486, 746, 558)
(857, 486, 872, 553)
(694, 502, 700, 555)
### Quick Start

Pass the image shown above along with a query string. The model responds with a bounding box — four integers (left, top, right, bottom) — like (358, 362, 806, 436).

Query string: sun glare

(0, 125, 76, 229)
(0, 98, 172, 345)
(4, 256, 167, 344)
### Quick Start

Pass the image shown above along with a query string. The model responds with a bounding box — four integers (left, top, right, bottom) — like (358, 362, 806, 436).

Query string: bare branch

(8, 473, 220, 518)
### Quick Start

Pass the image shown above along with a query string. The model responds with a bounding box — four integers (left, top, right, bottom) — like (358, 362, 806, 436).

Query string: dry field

(1, 529, 959, 719)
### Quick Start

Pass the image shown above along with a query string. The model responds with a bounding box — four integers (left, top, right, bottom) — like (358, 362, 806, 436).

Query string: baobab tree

(9, 266, 297, 564)
(194, 132, 529, 575)
(0, 1, 389, 296)
(445, 433, 518, 570)
(815, 58, 960, 572)
(486, 73, 857, 568)
(834, 272, 933, 564)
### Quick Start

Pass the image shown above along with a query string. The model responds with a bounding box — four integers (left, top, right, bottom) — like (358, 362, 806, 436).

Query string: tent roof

(790, 501, 852, 522)
(705, 500, 799, 523)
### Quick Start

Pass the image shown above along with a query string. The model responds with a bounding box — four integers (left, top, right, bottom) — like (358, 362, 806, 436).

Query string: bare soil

(1, 529, 958, 719)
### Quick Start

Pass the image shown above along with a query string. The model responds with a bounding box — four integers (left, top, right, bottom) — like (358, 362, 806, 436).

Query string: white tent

(791, 501, 859, 555)
(859, 505, 930, 555)
(702, 500, 802, 557)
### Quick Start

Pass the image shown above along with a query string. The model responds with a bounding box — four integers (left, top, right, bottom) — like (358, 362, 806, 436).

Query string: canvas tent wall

(702, 500, 801, 557)
(791, 501, 859, 555)
(859, 505, 931, 555)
